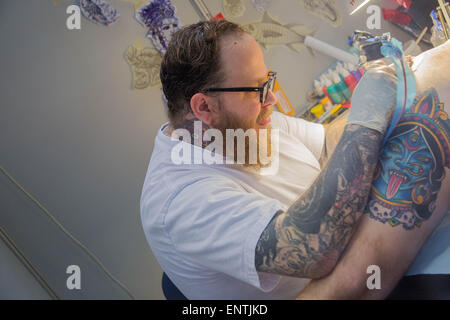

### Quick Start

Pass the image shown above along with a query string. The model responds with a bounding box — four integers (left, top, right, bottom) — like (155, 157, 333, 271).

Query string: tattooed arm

(256, 124, 383, 278)
(297, 89, 450, 299)
(319, 111, 348, 168)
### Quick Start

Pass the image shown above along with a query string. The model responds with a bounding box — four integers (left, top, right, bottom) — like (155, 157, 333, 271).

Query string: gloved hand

(347, 70, 397, 134)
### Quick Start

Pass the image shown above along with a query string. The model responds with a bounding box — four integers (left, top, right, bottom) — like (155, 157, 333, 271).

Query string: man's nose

(264, 89, 277, 108)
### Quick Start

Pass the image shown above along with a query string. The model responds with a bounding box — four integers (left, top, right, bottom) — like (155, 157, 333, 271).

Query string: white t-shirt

(140, 111, 325, 299)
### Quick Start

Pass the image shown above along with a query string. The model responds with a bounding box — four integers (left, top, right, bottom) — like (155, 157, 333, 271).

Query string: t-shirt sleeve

(163, 175, 283, 292)
(271, 111, 325, 161)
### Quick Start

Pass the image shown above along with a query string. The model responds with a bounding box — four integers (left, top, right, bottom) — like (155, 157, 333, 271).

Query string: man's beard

(210, 105, 273, 170)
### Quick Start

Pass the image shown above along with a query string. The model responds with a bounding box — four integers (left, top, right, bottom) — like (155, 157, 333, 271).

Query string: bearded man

(140, 20, 449, 299)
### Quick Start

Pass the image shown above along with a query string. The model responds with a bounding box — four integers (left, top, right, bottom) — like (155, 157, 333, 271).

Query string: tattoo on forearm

(366, 90, 449, 230)
(319, 113, 347, 167)
(256, 125, 382, 278)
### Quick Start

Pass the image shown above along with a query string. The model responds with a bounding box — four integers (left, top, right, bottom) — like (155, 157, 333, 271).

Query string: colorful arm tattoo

(367, 90, 450, 230)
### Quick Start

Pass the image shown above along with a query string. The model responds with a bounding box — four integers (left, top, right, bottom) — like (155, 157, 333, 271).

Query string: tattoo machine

(349, 30, 417, 144)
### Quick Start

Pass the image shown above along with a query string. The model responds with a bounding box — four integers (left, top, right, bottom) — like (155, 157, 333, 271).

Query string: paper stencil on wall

(79, 0, 119, 26)
(299, 0, 341, 28)
(223, 0, 246, 19)
(252, 0, 271, 13)
(242, 12, 314, 53)
(125, 40, 162, 89)
(135, 0, 181, 54)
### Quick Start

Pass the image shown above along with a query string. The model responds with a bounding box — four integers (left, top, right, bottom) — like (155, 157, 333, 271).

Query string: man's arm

(255, 71, 397, 279)
(256, 124, 382, 278)
(319, 111, 348, 168)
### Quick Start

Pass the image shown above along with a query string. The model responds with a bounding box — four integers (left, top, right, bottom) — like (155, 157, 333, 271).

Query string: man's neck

(165, 114, 212, 149)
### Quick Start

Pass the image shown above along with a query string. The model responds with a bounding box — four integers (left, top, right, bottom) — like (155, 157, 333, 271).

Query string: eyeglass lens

(263, 75, 276, 103)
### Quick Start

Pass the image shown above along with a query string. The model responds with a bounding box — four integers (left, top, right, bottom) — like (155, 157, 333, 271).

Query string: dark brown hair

(160, 20, 245, 124)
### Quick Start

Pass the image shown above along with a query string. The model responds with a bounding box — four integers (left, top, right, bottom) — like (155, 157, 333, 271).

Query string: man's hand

(347, 70, 396, 134)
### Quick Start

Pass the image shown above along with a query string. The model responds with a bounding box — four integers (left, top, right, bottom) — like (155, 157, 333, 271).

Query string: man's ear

(190, 93, 219, 126)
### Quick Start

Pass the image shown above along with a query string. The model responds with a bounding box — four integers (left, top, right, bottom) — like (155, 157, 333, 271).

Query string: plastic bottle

(337, 65, 358, 93)
(320, 96, 333, 112)
(314, 80, 325, 99)
(320, 76, 332, 103)
(310, 104, 325, 118)
(336, 62, 345, 78)
(359, 66, 365, 77)
(324, 75, 345, 104)
(332, 71, 350, 101)
(346, 62, 362, 82)
(337, 71, 352, 100)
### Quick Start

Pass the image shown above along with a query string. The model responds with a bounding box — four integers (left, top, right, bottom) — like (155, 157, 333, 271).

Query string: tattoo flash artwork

(125, 41, 162, 89)
(252, 0, 271, 13)
(135, 0, 180, 54)
(367, 90, 450, 230)
(80, 0, 119, 26)
(223, 0, 246, 19)
(241, 12, 314, 54)
(299, 0, 341, 28)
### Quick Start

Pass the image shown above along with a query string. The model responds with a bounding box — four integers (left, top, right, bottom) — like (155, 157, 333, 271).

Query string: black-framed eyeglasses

(204, 71, 277, 104)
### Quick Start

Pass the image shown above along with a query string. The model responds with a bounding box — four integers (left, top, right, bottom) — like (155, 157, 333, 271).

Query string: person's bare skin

(297, 41, 450, 299)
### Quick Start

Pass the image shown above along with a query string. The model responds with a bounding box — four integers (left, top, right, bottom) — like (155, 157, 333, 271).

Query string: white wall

(0, 236, 51, 299)
(0, 0, 417, 299)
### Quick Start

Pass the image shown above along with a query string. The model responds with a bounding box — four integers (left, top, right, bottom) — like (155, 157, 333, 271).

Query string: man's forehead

(220, 33, 267, 83)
